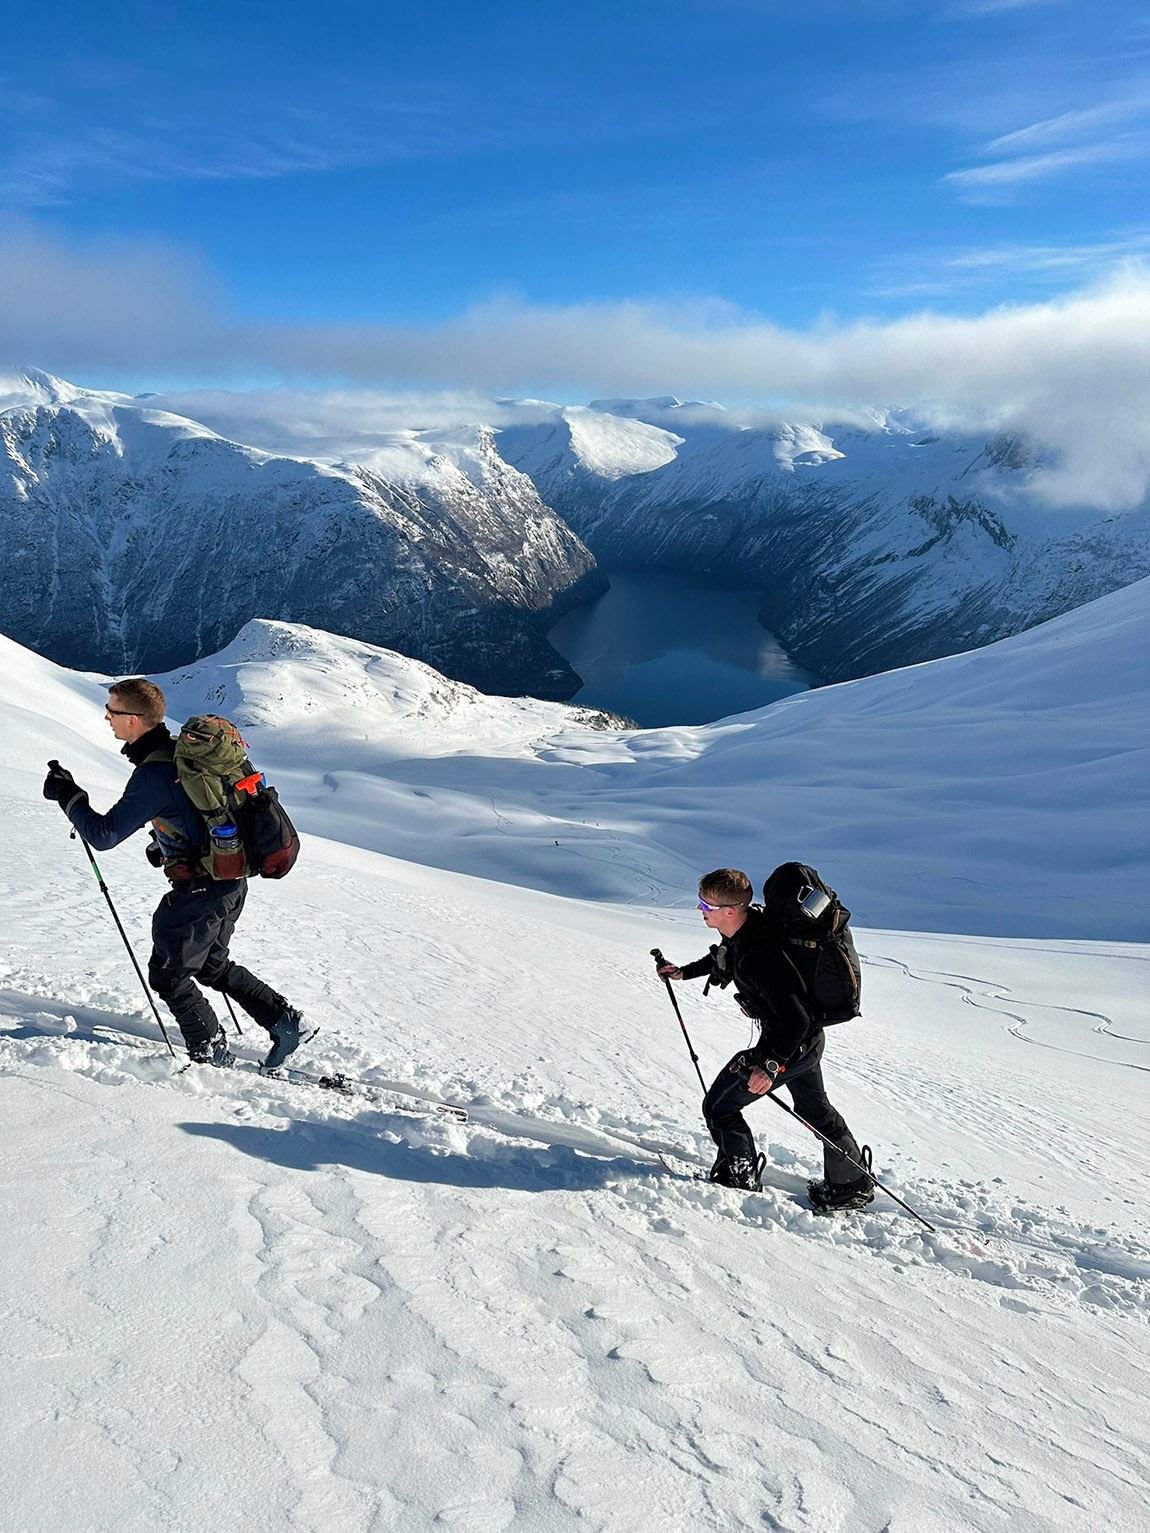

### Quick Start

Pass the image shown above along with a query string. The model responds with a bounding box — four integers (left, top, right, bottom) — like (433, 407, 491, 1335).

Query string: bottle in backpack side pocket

(207, 821, 248, 880)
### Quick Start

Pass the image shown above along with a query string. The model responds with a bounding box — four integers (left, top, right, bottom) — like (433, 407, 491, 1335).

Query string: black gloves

(43, 760, 84, 810)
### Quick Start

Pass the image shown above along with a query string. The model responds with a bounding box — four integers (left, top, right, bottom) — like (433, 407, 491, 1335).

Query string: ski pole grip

(651, 948, 668, 969)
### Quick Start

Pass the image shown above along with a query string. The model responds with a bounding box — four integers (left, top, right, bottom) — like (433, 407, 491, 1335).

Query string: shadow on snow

(179, 1116, 650, 1194)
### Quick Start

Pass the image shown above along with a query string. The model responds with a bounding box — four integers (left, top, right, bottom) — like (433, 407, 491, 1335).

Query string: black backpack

(760, 862, 861, 1024)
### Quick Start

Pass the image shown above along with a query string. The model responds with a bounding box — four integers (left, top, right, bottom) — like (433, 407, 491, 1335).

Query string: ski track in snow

(862, 951, 1150, 1073)
(3, 990, 1149, 1324)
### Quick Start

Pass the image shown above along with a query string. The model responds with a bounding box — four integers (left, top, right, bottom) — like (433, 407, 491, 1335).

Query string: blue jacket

(65, 724, 206, 856)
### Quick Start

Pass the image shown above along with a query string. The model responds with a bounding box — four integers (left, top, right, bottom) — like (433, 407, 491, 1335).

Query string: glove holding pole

(43, 759, 87, 813)
(650, 947, 707, 1096)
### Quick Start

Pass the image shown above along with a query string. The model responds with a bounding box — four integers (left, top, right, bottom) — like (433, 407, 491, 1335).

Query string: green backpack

(171, 714, 300, 880)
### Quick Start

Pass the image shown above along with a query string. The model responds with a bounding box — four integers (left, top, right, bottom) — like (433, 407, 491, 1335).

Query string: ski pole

(650, 948, 707, 1095)
(70, 831, 177, 1057)
(761, 1089, 936, 1233)
(221, 994, 244, 1036)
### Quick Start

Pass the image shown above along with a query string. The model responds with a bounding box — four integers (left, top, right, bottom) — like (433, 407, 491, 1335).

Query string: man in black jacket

(43, 676, 304, 1070)
(657, 867, 872, 1209)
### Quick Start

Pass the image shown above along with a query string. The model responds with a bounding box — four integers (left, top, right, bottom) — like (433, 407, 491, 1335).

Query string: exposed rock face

(0, 370, 604, 697)
(500, 400, 1150, 681)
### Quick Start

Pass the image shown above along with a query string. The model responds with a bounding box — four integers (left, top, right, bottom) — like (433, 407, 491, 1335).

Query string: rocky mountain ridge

(498, 397, 1150, 681)
(0, 369, 603, 696)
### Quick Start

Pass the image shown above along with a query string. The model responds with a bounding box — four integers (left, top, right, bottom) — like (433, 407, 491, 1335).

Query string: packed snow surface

(2, 586, 1148, 1531)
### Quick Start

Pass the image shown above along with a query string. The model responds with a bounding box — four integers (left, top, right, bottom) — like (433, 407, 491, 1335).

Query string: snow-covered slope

(1, 602, 1148, 1530)
(0, 368, 604, 696)
(499, 397, 1150, 683)
(92, 573, 1149, 942)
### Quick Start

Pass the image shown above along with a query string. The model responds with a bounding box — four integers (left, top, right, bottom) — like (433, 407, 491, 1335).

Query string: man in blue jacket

(43, 676, 304, 1070)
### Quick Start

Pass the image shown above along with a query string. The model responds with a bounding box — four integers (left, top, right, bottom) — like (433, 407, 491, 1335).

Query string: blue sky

(2, 0, 1150, 404)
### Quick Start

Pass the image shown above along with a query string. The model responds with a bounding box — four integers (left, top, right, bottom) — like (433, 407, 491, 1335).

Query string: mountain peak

(0, 366, 95, 410)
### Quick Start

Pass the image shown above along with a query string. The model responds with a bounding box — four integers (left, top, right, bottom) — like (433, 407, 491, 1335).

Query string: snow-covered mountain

(2, 593, 1148, 1530)
(11, 368, 1150, 701)
(498, 397, 1150, 682)
(0, 368, 604, 696)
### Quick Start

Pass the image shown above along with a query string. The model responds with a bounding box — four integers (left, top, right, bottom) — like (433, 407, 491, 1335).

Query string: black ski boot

(187, 1027, 234, 1068)
(262, 1007, 305, 1072)
(808, 1145, 874, 1213)
(708, 1153, 765, 1192)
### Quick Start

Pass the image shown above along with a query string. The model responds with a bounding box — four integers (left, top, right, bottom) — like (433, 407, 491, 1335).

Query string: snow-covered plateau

(1, 578, 1147, 1531)
(0, 368, 604, 697)
(497, 397, 1150, 683)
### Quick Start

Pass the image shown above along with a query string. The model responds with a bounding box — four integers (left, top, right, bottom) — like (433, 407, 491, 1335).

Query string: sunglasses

(697, 898, 721, 911)
(105, 705, 137, 717)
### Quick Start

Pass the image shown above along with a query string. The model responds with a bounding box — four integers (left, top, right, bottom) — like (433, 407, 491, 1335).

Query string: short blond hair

(698, 868, 753, 907)
(108, 677, 166, 728)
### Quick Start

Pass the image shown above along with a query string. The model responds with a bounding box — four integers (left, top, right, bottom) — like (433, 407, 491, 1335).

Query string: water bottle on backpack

(207, 821, 247, 880)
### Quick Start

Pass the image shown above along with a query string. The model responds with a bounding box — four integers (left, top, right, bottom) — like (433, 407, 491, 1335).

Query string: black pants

(148, 879, 288, 1048)
(702, 1031, 864, 1185)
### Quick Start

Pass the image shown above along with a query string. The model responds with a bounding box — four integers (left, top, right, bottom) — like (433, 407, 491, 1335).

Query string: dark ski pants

(148, 879, 289, 1049)
(703, 1032, 864, 1185)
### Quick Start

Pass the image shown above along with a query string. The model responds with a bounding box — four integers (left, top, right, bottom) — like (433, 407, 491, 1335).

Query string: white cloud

(945, 138, 1146, 199)
(142, 386, 567, 461)
(947, 235, 1150, 273)
(0, 122, 415, 208)
(984, 99, 1145, 154)
(945, 82, 1150, 202)
(0, 222, 224, 365)
(950, 0, 1065, 14)
(6, 225, 1150, 512)
(871, 231, 1150, 296)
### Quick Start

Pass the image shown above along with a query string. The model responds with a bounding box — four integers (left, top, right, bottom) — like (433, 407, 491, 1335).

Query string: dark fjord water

(546, 569, 819, 727)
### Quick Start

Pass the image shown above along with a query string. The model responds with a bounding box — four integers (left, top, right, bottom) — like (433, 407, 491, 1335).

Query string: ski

(267, 1066, 468, 1122)
(52, 1009, 468, 1122)
(657, 1150, 708, 1181)
(139, 1017, 467, 1122)
(176, 1051, 468, 1122)
(656, 1150, 884, 1215)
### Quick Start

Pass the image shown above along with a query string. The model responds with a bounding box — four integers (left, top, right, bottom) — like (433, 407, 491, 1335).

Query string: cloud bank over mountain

(5, 223, 1150, 510)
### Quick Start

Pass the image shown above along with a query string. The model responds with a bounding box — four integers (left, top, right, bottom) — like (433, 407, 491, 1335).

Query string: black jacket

(680, 907, 817, 1065)
(64, 725, 205, 855)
